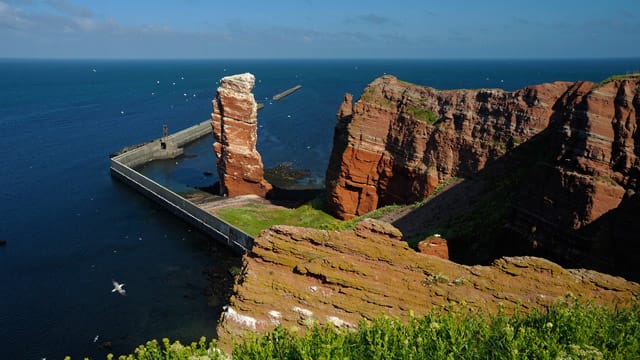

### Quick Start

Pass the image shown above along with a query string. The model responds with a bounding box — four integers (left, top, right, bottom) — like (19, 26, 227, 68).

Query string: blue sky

(1, 0, 639, 59)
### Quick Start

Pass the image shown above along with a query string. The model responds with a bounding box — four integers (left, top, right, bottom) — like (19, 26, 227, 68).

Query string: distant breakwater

(273, 85, 302, 101)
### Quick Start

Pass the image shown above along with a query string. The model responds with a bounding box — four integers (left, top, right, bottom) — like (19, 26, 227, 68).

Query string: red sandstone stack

(211, 73, 272, 197)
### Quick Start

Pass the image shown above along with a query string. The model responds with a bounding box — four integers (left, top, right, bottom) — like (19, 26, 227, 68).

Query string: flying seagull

(111, 279, 126, 296)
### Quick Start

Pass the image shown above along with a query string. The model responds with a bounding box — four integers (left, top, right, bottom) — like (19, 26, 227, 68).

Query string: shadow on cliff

(390, 115, 638, 281)
(390, 126, 554, 264)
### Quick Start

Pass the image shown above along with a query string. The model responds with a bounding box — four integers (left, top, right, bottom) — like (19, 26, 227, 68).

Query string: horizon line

(1, 56, 640, 62)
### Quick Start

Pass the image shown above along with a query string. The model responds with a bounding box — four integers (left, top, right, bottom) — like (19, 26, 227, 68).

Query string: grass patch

(359, 87, 394, 109)
(216, 197, 341, 237)
(595, 175, 618, 186)
(107, 300, 639, 359)
(406, 106, 439, 125)
(599, 73, 640, 85)
(216, 196, 405, 236)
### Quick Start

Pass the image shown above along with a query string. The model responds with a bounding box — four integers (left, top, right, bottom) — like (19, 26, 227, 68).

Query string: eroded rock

(211, 73, 272, 197)
(325, 76, 639, 223)
(216, 219, 639, 351)
(325, 75, 640, 279)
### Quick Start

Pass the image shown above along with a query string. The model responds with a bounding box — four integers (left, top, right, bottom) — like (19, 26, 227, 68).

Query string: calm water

(1, 58, 638, 359)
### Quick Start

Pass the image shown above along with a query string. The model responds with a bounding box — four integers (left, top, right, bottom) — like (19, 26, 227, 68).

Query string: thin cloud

(0, 1, 170, 35)
(348, 13, 394, 26)
(45, 0, 91, 18)
(0, 2, 31, 29)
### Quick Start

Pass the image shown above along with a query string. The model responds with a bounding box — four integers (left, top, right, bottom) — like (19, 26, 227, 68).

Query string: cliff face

(325, 75, 576, 219)
(216, 220, 640, 351)
(510, 77, 640, 276)
(325, 75, 640, 278)
(326, 76, 640, 220)
(212, 73, 272, 197)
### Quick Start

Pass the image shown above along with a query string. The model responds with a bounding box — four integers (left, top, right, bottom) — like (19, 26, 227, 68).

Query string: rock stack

(211, 73, 272, 197)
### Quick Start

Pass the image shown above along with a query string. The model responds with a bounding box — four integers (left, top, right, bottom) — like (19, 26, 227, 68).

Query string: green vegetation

(491, 139, 508, 152)
(101, 299, 639, 359)
(216, 197, 340, 237)
(599, 73, 640, 85)
(216, 196, 403, 236)
(595, 175, 619, 187)
(512, 136, 523, 146)
(406, 106, 439, 125)
(397, 79, 418, 87)
(359, 87, 394, 109)
(422, 272, 449, 285)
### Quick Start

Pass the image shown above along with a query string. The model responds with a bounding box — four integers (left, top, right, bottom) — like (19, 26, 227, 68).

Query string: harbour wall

(110, 120, 254, 254)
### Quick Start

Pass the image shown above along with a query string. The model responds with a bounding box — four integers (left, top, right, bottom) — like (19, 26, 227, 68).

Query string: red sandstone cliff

(325, 75, 640, 279)
(212, 73, 272, 197)
(215, 219, 640, 351)
(326, 75, 579, 218)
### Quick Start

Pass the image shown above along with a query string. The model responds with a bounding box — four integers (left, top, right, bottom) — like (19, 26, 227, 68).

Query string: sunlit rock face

(211, 73, 272, 197)
(215, 219, 640, 351)
(325, 75, 640, 279)
(325, 75, 575, 219)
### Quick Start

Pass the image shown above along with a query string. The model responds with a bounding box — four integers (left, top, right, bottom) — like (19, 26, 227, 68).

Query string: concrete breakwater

(272, 85, 302, 101)
(110, 120, 254, 254)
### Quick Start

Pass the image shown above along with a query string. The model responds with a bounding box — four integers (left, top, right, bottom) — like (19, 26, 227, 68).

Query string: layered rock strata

(325, 75, 640, 278)
(216, 219, 639, 351)
(325, 75, 639, 222)
(212, 73, 272, 197)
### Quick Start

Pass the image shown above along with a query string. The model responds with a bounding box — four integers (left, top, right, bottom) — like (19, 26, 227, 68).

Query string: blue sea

(1, 58, 639, 359)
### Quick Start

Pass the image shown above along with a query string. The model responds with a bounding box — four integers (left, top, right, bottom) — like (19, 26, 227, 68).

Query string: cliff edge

(216, 219, 639, 351)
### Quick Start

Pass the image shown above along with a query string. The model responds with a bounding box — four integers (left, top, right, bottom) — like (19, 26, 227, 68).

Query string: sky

(0, 0, 639, 59)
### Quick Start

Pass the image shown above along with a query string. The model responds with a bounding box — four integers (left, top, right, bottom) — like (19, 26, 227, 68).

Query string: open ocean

(1, 58, 639, 359)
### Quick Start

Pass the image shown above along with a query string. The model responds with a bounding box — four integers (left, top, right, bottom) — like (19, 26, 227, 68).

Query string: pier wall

(168, 120, 213, 146)
(110, 121, 254, 254)
(115, 120, 212, 168)
(273, 85, 302, 101)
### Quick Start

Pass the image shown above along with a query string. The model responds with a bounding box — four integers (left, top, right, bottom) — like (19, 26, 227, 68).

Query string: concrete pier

(110, 120, 254, 254)
(272, 85, 302, 101)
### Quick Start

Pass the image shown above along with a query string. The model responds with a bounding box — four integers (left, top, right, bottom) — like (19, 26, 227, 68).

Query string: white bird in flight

(111, 279, 126, 296)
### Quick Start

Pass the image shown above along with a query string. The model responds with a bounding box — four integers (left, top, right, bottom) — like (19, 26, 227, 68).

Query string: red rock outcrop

(516, 78, 639, 226)
(417, 235, 449, 259)
(325, 74, 640, 279)
(212, 73, 272, 197)
(326, 75, 579, 219)
(508, 77, 640, 277)
(215, 219, 640, 351)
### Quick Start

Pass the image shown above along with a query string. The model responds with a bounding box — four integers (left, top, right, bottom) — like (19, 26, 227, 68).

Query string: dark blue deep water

(1, 59, 639, 359)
